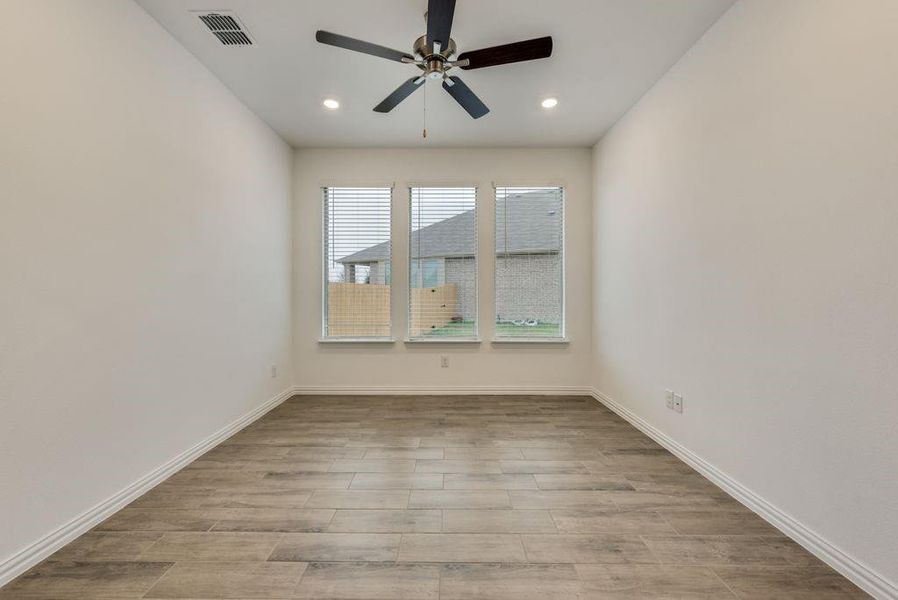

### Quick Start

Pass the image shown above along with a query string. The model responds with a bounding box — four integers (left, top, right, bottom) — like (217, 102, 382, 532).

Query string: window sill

(318, 337, 397, 344)
(404, 338, 482, 344)
(491, 338, 569, 345)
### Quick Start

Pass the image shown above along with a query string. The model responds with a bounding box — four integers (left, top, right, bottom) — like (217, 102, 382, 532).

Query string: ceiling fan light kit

(315, 0, 553, 121)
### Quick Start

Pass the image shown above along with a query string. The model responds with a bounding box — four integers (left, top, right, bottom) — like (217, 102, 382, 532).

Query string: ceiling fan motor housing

(413, 35, 456, 79)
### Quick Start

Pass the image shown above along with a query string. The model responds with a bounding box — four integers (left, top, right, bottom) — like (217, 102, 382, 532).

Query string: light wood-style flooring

(1, 395, 868, 598)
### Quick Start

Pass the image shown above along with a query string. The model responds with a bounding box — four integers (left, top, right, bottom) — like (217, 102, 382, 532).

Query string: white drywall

(0, 0, 293, 571)
(293, 148, 592, 391)
(592, 0, 898, 591)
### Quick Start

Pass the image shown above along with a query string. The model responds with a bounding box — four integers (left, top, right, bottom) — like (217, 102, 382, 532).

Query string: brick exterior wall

(445, 257, 477, 320)
(495, 253, 562, 324)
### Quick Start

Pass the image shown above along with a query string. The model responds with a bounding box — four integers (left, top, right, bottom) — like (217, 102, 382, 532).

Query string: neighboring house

(337, 194, 562, 324)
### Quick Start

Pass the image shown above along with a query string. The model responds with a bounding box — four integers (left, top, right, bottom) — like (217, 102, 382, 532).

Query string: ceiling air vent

(196, 11, 253, 46)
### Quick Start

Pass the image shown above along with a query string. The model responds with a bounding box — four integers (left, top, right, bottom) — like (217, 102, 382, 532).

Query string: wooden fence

(327, 283, 390, 337)
(409, 284, 457, 337)
(327, 282, 458, 337)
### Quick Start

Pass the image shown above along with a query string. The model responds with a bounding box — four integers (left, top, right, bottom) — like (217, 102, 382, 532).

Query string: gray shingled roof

(338, 194, 561, 264)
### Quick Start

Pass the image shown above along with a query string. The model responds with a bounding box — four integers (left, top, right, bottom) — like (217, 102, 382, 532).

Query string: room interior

(1, 0, 896, 598)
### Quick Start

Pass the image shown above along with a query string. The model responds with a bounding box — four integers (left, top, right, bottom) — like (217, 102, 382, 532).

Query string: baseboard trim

(0, 387, 295, 588)
(291, 385, 594, 396)
(589, 387, 896, 600)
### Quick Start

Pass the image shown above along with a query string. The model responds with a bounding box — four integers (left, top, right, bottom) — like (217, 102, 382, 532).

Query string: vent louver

(197, 12, 253, 46)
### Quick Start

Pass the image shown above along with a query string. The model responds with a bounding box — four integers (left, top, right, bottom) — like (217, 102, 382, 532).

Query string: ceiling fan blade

(316, 30, 414, 63)
(426, 0, 456, 51)
(442, 76, 489, 119)
(458, 36, 553, 70)
(373, 77, 425, 113)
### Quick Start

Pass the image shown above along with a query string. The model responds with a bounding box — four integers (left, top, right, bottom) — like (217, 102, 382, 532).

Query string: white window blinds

(322, 187, 392, 338)
(409, 187, 478, 339)
(495, 186, 564, 339)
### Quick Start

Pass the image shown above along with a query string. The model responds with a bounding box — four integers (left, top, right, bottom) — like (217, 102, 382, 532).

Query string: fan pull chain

(422, 80, 427, 139)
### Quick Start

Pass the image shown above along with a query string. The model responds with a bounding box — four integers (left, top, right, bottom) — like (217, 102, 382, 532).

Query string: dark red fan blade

(459, 36, 553, 70)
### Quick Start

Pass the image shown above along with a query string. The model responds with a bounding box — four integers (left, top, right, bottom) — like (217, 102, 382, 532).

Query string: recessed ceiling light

(323, 98, 340, 110)
(541, 97, 558, 109)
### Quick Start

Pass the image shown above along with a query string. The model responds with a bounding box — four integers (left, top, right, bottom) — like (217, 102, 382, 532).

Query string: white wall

(294, 148, 592, 391)
(0, 0, 293, 573)
(592, 0, 898, 593)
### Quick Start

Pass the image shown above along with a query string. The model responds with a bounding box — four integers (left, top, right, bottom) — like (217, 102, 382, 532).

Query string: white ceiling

(136, 0, 735, 148)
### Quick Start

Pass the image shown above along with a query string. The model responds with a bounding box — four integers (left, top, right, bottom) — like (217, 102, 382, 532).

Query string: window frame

(492, 185, 566, 342)
(320, 186, 395, 342)
(407, 186, 479, 342)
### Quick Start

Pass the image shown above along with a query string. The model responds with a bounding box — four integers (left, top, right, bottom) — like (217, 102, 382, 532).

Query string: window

(422, 259, 442, 287)
(409, 187, 477, 339)
(411, 258, 443, 288)
(495, 186, 564, 339)
(322, 187, 392, 338)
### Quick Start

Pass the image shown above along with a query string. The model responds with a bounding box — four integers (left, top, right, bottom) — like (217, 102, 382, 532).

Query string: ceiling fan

(315, 0, 553, 119)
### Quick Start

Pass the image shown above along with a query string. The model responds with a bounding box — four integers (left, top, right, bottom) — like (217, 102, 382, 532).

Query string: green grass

(420, 321, 477, 337)
(495, 322, 561, 338)
(418, 321, 561, 338)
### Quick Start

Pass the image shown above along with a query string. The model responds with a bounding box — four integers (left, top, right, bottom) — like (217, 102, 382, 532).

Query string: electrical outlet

(673, 393, 683, 413)
(666, 389, 684, 413)
(270, 365, 278, 379)
(440, 355, 449, 368)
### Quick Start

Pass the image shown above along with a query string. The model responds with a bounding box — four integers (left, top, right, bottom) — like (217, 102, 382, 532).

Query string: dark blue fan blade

(442, 76, 489, 119)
